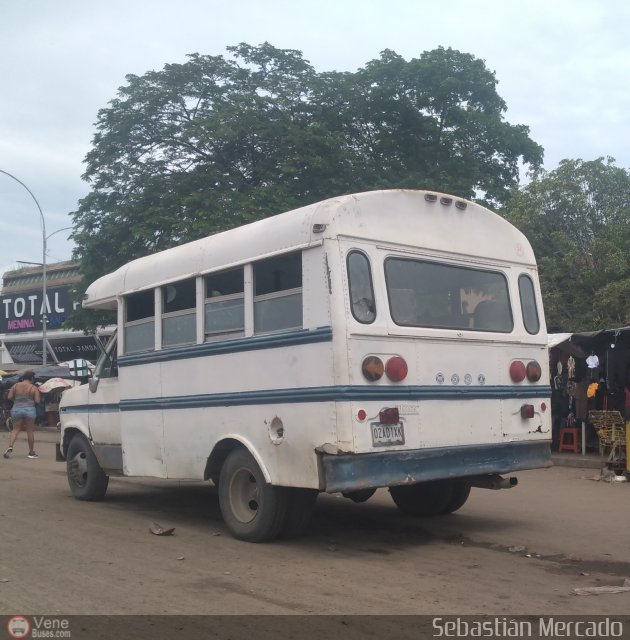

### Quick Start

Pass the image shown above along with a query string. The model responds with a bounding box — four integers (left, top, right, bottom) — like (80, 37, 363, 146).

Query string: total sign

(0, 286, 79, 333)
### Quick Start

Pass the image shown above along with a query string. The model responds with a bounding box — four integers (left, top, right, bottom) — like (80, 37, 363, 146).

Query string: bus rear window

(385, 258, 513, 332)
(518, 274, 540, 334)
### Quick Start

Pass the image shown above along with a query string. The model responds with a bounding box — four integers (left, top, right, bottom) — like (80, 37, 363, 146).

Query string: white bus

(58, 189, 552, 541)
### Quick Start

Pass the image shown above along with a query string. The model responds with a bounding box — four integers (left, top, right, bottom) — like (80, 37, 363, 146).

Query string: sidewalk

(550, 451, 602, 469)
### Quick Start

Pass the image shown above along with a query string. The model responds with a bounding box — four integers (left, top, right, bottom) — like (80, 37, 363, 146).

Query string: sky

(1, 0, 629, 276)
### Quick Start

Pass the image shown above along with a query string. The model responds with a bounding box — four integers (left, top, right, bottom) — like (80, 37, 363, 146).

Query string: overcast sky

(1, 0, 629, 277)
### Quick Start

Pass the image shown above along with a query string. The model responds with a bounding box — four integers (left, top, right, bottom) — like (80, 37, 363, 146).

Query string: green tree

(502, 158, 630, 332)
(70, 42, 542, 329)
(313, 47, 542, 203)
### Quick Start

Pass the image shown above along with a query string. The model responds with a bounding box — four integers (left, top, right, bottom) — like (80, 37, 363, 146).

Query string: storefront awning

(547, 333, 588, 357)
(548, 326, 630, 356)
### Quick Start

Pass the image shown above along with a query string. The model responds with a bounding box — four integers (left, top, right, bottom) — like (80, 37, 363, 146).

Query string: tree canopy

(70, 42, 543, 329)
(501, 157, 630, 332)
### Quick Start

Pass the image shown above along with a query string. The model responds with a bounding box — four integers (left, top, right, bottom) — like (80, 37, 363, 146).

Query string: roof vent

(424, 193, 438, 202)
(440, 197, 453, 206)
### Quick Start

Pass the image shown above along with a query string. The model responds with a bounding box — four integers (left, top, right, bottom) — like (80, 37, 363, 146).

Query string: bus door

(87, 334, 122, 469)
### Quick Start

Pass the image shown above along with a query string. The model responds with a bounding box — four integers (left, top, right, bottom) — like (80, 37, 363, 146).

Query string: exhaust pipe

(468, 474, 518, 490)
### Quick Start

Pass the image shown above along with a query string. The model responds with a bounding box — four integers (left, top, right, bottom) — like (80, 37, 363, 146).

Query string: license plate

(370, 422, 405, 447)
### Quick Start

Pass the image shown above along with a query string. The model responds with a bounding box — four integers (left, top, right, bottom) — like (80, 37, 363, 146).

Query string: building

(0, 261, 113, 370)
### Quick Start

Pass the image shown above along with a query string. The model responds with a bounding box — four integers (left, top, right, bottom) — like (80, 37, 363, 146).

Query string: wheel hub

(69, 452, 88, 487)
(229, 466, 261, 524)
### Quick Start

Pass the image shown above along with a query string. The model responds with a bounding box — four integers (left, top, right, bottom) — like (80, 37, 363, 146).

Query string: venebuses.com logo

(7, 616, 30, 639)
(6, 615, 71, 639)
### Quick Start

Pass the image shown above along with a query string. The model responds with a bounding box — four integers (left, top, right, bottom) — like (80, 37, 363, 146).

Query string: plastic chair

(558, 426, 580, 453)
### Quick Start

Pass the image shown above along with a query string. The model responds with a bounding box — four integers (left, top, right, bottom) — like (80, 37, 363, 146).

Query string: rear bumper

(320, 440, 551, 493)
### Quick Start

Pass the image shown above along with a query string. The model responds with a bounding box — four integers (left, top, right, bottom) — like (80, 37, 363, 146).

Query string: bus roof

(83, 189, 536, 309)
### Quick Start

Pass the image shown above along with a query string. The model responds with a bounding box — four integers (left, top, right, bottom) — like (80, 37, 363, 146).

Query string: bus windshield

(384, 258, 513, 332)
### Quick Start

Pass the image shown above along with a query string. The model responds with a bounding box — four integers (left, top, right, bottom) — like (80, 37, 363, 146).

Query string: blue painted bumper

(321, 440, 552, 493)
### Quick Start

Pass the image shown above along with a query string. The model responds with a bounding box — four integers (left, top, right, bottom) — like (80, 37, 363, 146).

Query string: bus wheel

(441, 481, 471, 514)
(389, 480, 453, 516)
(342, 488, 377, 503)
(66, 433, 109, 501)
(282, 488, 318, 538)
(218, 448, 288, 542)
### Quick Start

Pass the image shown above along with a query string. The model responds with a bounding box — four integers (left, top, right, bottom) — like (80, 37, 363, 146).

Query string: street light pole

(0, 169, 48, 366)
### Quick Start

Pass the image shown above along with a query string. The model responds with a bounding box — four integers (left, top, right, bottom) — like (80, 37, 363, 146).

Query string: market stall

(548, 327, 629, 474)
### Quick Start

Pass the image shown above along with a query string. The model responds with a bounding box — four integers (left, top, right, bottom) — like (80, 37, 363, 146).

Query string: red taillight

(362, 356, 384, 381)
(540, 402, 547, 412)
(526, 360, 542, 382)
(509, 361, 526, 382)
(385, 356, 408, 382)
(379, 407, 400, 424)
(520, 404, 535, 419)
(357, 409, 367, 421)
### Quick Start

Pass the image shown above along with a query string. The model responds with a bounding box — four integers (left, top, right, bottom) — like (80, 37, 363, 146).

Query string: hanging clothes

(586, 354, 600, 369)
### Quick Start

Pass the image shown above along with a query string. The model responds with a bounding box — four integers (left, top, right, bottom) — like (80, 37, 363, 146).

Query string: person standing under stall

(3, 370, 41, 459)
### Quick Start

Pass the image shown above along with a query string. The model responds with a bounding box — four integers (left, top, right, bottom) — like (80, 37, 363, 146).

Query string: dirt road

(1, 430, 629, 616)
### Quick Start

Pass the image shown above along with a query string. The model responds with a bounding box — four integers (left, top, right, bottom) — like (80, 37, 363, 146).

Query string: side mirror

(89, 376, 100, 393)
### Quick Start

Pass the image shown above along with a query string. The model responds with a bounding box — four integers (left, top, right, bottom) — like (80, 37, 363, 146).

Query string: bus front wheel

(66, 433, 109, 501)
(218, 448, 288, 542)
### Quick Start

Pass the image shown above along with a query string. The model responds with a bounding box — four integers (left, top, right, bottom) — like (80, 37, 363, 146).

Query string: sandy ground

(1, 429, 629, 619)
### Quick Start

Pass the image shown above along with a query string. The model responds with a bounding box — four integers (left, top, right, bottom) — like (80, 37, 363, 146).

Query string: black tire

(66, 433, 109, 501)
(342, 488, 376, 503)
(282, 488, 318, 538)
(441, 481, 471, 514)
(389, 480, 454, 516)
(218, 448, 289, 542)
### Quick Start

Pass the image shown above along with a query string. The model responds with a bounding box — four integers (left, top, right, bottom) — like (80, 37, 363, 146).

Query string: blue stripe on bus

(60, 404, 120, 413)
(118, 326, 333, 367)
(60, 384, 550, 414)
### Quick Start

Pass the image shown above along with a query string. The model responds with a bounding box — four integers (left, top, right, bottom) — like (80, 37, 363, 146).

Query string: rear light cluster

(361, 355, 408, 382)
(509, 359, 542, 383)
(511, 359, 545, 420)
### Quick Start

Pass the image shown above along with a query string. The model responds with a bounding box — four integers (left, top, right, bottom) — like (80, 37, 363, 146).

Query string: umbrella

(38, 377, 76, 393)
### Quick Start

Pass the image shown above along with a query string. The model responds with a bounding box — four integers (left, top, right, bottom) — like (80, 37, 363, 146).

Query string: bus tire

(342, 488, 376, 503)
(389, 480, 454, 516)
(218, 448, 288, 542)
(66, 433, 109, 501)
(441, 481, 471, 514)
(282, 488, 318, 538)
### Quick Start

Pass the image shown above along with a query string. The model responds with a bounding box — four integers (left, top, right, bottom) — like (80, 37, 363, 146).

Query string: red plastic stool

(559, 427, 580, 453)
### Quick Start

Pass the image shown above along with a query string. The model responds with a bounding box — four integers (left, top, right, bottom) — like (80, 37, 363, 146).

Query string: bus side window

(518, 274, 540, 334)
(162, 278, 196, 348)
(124, 290, 155, 354)
(253, 252, 303, 334)
(347, 251, 376, 324)
(205, 268, 245, 341)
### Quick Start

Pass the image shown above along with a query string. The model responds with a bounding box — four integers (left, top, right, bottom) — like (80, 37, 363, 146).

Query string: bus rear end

(318, 197, 551, 513)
